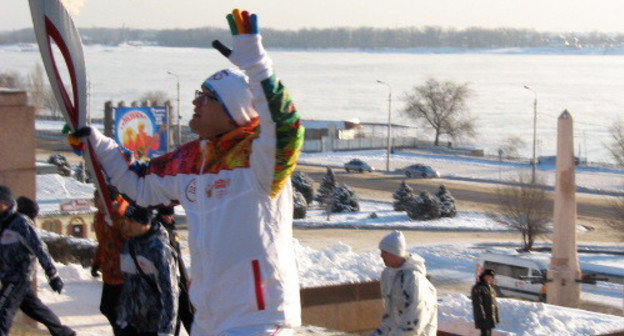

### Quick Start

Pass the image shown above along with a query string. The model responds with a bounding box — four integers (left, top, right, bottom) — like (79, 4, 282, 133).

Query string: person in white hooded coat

(369, 231, 438, 336)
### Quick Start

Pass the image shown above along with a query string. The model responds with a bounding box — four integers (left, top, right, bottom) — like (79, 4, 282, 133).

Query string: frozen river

(3, 44, 624, 162)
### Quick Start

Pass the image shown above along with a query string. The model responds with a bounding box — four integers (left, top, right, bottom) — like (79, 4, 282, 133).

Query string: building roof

(36, 174, 96, 216)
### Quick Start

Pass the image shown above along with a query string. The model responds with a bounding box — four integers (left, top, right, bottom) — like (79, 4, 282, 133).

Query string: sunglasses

(195, 90, 218, 102)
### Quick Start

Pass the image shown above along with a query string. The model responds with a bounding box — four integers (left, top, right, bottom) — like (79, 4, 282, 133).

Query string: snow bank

(296, 200, 588, 233)
(35, 260, 624, 336)
(295, 200, 510, 231)
(296, 241, 383, 287)
(438, 294, 624, 336)
(27, 235, 624, 335)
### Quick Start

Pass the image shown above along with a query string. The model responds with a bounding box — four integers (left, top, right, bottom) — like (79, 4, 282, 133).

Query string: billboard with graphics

(114, 106, 168, 161)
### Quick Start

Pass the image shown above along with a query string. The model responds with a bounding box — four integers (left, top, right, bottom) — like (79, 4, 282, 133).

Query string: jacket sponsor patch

(206, 178, 231, 200)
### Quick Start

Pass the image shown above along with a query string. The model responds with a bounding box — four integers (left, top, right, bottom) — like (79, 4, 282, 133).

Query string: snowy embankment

(295, 200, 588, 233)
(37, 238, 624, 336)
(439, 294, 624, 336)
(299, 149, 624, 194)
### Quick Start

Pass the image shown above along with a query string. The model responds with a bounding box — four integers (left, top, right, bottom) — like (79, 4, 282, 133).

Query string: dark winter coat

(154, 216, 189, 287)
(118, 222, 178, 336)
(471, 282, 499, 329)
(0, 203, 58, 284)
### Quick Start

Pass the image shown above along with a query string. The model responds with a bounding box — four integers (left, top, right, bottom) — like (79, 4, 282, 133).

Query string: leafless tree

(606, 195, 624, 240)
(28, 64, 46, 116)
(607, 119, 624, 167)
(140, 90, 170, 106)
(0, 71, 26, 89)
(403, 78, 476, 146)
(500, 134, 527, 159)
(490, 174, 551, 251)
(27, 64, 60, 117)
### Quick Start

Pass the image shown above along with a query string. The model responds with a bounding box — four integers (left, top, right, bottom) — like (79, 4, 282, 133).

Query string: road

(296, 164, 622, 243)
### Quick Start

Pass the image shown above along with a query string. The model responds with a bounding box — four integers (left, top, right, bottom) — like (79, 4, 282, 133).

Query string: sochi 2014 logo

(185, 178, 197, 203)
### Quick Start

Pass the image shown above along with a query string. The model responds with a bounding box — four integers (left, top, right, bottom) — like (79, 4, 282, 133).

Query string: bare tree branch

(607, 119, 624, 167)
(490, 174, 551, 251)
(139, 90, 170, 106)
(403, 78, 476, 145)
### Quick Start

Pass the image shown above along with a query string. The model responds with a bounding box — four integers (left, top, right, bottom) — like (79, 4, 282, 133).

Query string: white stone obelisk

(547, 110, 581, 307)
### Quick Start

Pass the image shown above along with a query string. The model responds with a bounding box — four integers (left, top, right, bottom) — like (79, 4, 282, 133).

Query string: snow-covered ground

(295, 200, 589, 234)
(36, 239, 624, 336)
(299, 149, 624, 194)
(439, 294, 624, 336)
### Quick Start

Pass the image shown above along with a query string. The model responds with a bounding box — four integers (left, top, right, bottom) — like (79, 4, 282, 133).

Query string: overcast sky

(3, 0, 624, 33)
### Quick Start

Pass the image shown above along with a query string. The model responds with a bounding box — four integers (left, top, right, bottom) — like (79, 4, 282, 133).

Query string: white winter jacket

(87, 61, 304, 334)
(370, 254, 438, 336)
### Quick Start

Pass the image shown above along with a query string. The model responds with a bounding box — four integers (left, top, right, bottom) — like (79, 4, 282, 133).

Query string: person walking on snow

(70, 8, 303, 335)
(369, 230, 438, 336)
(117, 204, 178, 336)
(91, 187, 129, 336)
(0, 185, 75, 336)
(471, 269, 499, 336)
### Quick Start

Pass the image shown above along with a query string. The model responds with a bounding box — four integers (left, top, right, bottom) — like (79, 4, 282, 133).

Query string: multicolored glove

(212, 9, 271, 78)
(64, 126, 92, 155)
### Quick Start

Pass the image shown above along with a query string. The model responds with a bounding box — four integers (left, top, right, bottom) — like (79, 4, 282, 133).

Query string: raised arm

(213, 9, 305, 197)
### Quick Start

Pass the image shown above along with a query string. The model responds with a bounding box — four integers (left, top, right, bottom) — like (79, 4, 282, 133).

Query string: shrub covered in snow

(38, 229, 96, 267)
(393, 180, 414, 211)
(315, 167, 336, 203)
(436, 184, 457, 217)
(329, 183, 360, 213)
(293, 190, 308, 219)
(291, 171, 315, 204)
(405, 191, 441, 220)
(48, 154, 72, 177)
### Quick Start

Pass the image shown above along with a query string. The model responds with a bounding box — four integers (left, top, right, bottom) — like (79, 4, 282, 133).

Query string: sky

(3, 0, 624, 33)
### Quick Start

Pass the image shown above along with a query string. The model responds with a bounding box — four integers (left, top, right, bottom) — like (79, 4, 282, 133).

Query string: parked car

(344, 159, 373, 173)
(403, 164, 440, 178)
(476, 252, 548, 302)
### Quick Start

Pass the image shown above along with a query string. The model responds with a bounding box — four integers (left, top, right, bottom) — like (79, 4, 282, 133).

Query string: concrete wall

(0, 90, 36, 201)
(300, 281, 466, 335)
(301, 281, 383, 334)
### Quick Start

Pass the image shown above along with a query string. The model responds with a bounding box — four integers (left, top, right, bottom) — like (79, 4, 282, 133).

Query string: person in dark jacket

(16, 196, 40, 221)
(92, 188, 129, 336)
(471, 269, 499, 336)
(154, 206, 193, 335)
(0, 185, 75, 336)
(118, 204, 178, 336)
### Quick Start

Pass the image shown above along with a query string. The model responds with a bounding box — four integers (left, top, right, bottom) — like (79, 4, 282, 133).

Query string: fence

(302, 136, 432, 153)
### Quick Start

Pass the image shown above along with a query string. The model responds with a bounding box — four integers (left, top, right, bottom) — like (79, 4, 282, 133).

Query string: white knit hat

(202, 68, 258, 126)
(379, 230, 407, 257)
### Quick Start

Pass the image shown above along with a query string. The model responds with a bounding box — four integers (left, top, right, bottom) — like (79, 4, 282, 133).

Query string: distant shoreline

(4, 43, 624, 57)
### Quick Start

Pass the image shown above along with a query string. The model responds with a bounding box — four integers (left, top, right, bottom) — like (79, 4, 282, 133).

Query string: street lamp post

(376, 80, 392, 172)
(167, 71, 181, 148)
(524, 85, 538, 183)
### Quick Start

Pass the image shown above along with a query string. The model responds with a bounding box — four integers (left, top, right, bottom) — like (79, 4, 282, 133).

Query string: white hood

(399, 253, 427, 275)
